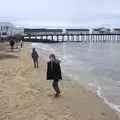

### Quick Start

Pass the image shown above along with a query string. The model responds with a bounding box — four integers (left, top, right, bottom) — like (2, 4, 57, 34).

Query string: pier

(24, 28, 120, 43)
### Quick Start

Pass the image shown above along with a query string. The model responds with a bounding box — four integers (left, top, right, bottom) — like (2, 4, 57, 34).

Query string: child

(31, 48, 39, 68)
(20, 40, 23, 48)
(47, 54, 62, 97)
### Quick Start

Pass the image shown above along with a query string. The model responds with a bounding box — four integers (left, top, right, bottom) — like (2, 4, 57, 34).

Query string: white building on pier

(66, 29, 90, 34)
(0, 22, 24, 38)
(92, 28, 111, 34)
(112, 28, 120, 34)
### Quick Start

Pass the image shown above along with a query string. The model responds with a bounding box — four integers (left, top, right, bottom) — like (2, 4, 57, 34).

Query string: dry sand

(0, 42, 119, 120)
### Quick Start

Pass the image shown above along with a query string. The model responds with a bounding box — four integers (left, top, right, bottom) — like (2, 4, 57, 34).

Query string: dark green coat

(47, 60, 62, 80)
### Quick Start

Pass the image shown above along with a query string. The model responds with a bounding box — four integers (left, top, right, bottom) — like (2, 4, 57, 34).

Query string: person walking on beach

(15, 39, 19, 49)
(9, 39, 15, 51)
(47, 54, 62, 97)
(20, 40, 23, 48)
(31, 48, 39, 68)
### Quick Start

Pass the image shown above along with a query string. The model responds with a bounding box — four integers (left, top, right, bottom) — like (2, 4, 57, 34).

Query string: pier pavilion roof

(93, 28, 111, 31)
(45, 29, 62, 32)
(24, 28, 47, 33)
(66, 29, 89, 31)
(24, 28, 62, 33)
(113, 28, 120, 31)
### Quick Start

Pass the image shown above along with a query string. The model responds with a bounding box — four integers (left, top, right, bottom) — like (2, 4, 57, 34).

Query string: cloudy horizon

(0, 0, 120, 28)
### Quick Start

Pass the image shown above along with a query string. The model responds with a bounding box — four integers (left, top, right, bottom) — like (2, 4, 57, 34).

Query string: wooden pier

(24, 28, 120, 43)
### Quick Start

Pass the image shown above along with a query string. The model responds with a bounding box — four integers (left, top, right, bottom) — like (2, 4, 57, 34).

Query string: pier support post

(51, 35, 53, 41)
(77, 35, 79, 42)
(118, 34, 120, 42)
(62, 35, 64, 42)
(67, 35, 69, 41)
(57, 35, 59, 42)
(72, 35, 74, 41)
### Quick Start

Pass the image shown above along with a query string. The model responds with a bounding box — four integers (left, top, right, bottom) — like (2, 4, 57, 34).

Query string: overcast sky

(0, 0, 120, 28)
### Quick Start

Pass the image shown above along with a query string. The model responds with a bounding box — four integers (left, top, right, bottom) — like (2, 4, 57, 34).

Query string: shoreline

(30, 42, 120, 114)
(0, 42, 119, 120)
(61, 71, 120, 115)
(63, 70, 120, 114)
(30, 42, 120, 118)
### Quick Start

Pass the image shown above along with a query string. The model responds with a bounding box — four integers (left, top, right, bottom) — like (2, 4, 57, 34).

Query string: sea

(30, 42, 120, 112)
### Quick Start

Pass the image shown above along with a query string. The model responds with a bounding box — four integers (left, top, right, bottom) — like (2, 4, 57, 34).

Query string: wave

(30, 42, 120, 113)
(88, 83, 120, 112)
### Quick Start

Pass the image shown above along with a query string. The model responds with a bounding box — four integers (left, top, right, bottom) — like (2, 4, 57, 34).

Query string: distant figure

(20, 40, 23, 48)
(10, 39, 15, 51)
(47, 54, 62, 97)
(16, 39, 19, 49)
(31, 48, 39, 68)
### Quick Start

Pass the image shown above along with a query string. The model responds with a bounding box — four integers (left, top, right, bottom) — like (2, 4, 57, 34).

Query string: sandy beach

(0, 42, 119, 120)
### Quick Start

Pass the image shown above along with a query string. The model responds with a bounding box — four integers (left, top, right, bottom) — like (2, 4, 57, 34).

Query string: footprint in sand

(44, 87, 53, 97)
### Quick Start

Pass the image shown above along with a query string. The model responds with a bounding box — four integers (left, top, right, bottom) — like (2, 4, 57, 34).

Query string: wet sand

(0, 42, 119, 120)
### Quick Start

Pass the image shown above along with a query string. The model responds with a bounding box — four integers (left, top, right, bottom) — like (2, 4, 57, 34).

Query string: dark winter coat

(32, 51, 39, 60)
(47, 59, 62, 80)
(10, 40, 15, 46)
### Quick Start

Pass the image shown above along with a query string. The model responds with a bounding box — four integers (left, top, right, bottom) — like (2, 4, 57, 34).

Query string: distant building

(13, 27, 24, 36)
(92, 28, 111, 34)
(45, 29, 62, 35)
(66, 29, 90, 34)
(24, 28, 62, 35)
(0, 22, 24, 39)
(24, 28, 47, 35)
(0, 22, 14, 38)
(112, 28, 120, 34)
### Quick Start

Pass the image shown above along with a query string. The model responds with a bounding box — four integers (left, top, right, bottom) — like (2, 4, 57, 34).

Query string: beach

(0, 42, 119, 120)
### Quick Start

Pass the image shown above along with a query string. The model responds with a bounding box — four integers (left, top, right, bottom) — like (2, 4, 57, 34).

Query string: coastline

(0, 42, 119, 120)
(30, 42, 120, 114)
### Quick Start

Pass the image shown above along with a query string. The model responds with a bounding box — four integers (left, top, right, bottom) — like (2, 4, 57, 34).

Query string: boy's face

(49, 56, 52, 60)
(49, 56, 53, 60)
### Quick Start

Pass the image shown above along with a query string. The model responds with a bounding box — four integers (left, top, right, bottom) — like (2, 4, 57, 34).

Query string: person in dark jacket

(47, 54, 62, 97)
(31, 48, 39, 68)
(9, 39, 15, 51)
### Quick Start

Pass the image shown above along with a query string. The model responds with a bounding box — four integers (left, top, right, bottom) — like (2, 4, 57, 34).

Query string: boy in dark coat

(31, 48, 39, 68)
(47, 54, 62, 97)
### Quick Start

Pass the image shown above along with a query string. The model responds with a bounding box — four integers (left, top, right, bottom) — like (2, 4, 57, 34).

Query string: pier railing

(24, 33, 120, 42)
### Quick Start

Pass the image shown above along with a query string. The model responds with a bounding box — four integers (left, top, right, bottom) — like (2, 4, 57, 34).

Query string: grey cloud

(0, 0, 120, 27)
